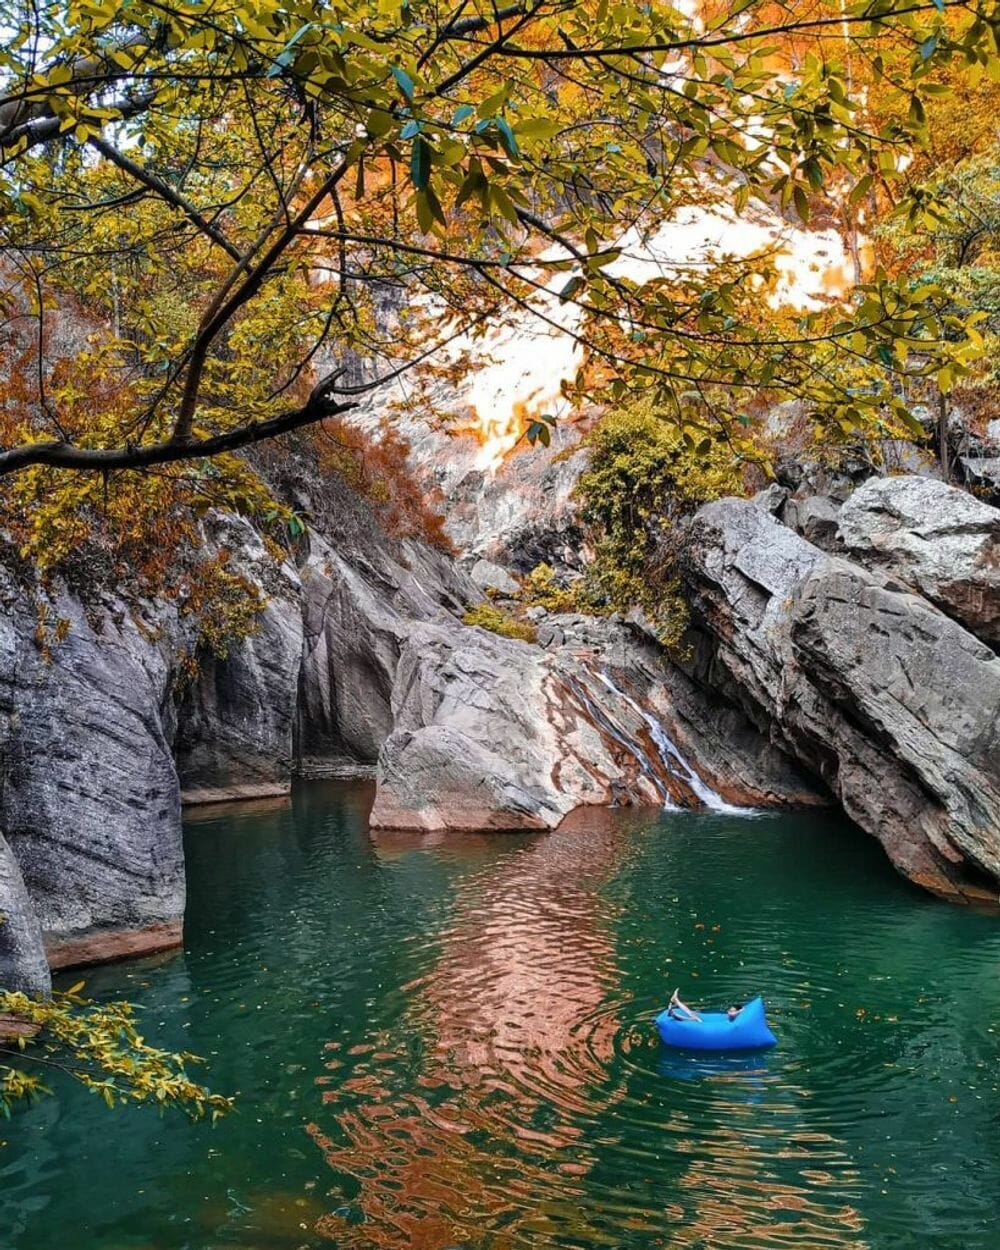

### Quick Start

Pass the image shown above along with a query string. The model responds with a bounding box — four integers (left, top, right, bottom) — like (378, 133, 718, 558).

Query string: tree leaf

(410, 136, 431, 190)
(391, 65, 415, 101)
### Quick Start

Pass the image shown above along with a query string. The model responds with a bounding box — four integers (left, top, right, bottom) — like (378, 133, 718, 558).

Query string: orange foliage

(314, 418, 454, 552)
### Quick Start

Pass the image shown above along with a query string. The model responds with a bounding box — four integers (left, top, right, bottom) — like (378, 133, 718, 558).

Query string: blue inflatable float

(654, 995, 776, 1052)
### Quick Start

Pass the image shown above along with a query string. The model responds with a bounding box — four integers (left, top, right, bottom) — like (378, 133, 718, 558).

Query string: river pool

(3, 782, 999, 1249)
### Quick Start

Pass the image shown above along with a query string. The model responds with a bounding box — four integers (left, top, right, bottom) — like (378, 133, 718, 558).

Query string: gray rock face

(794, 494, 843, 550)
(685, 498, 1000, 902)
(0, 832, 50, 994)
(958, 457, 1000, 502)
(531, 609, 823, 807)
(370, 621, 666, 831)
(370, 605, 823, 832)
(752, 484, 788, 516)
(584, 620, 828, 810)
(0, 569, 185, 968)
(175, 515, 305, 803)
(838, 476, 1000, 645)
(470, 559, 520, 596)
(347, 386, 591, 574)
(297, 528, 478, 774)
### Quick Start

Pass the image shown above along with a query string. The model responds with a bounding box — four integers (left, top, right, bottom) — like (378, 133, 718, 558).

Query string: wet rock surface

(370, 608, 823, 833)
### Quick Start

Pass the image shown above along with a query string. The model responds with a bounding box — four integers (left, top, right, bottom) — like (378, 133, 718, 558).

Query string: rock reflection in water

(310, 810, 638, 1248)
(308, 807, 868, 1250)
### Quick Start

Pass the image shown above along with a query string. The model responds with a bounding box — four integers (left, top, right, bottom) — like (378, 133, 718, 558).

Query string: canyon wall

(683, 483, 1000, 904)
(4, 457, 1000, 993)
(1, 470, 810, 990)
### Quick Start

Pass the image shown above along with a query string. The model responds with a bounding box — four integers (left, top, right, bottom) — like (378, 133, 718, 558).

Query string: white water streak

(596, 672, 752, 815)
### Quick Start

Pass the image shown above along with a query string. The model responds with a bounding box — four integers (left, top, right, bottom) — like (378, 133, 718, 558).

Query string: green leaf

(848, 174, 873, 207)
(410, 136, 431, 190)
(514, 117, 562, 141)
(365, 109, 394, 138)
(559, 275, 586, 303)
(391, 65, 415, 101)
(415, 185, 446, 232)
(488, 183, 519, 224)
(495, 117, 519, 158)
(478, 84, 510, 118)
(455, 162, 487, 208)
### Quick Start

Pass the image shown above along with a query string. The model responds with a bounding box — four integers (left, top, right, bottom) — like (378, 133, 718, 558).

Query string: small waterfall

(595, 672, 750, 815)
(564, 676, 679, 810)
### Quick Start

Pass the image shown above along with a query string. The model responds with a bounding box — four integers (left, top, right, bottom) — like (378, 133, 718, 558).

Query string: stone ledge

(44, 920, 183, 971)
(181, 782, 290, 806)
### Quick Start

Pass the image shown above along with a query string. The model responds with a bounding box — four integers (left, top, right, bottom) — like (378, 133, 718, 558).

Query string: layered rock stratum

(684, 491, 1000, 903)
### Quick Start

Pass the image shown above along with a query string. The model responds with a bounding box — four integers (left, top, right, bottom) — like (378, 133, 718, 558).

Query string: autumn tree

(1, 0, 997, 495)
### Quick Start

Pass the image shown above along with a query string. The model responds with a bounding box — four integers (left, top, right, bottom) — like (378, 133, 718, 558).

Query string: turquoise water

(3, 782, 1000, 1249)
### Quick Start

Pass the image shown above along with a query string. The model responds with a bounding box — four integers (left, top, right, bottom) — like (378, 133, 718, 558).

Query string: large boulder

(0, 832, 50, 994)
(838, 475, 1000, 645)
(174, 514, 305, 803)
(369, 621, 666, 831)
(684, 497, 1000, 902)
(0, 568, 185, 968)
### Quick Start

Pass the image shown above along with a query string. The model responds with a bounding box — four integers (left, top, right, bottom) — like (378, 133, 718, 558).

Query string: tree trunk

(938, 392, 950, 483)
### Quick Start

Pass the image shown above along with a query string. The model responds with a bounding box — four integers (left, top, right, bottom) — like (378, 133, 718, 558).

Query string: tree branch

(500, 1, 964, 60)
(87, 135, 242, 261)
(0, 379, 357, 476)
(1, 90, 156, 163)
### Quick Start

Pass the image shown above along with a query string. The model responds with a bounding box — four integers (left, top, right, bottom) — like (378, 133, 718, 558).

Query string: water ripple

(7, 788, 1000, 1250)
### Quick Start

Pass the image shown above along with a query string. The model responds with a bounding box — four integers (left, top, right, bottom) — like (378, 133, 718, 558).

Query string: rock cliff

(0, 565, 186, 971)
(5, 458, 998, 993)
(838, 475, 1000, 644)
(683, 492, 1000, 903)
(0, 832, 50, 994)
(175, 514, 305, 803)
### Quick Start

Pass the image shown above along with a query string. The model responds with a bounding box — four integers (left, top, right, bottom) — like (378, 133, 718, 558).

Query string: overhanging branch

(0, 390, 357, 476)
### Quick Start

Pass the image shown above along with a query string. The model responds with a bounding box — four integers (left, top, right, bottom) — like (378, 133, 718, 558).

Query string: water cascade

(596, 671, 751, 815)
(564, 675, 679, 809)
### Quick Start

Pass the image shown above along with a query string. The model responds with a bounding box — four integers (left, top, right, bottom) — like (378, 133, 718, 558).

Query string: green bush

(463, 601, 537, 643)
(575, 401, 743, 647)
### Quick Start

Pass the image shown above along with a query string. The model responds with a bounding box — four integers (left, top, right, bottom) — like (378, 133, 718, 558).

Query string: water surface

(3, 783, 999, 1249)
